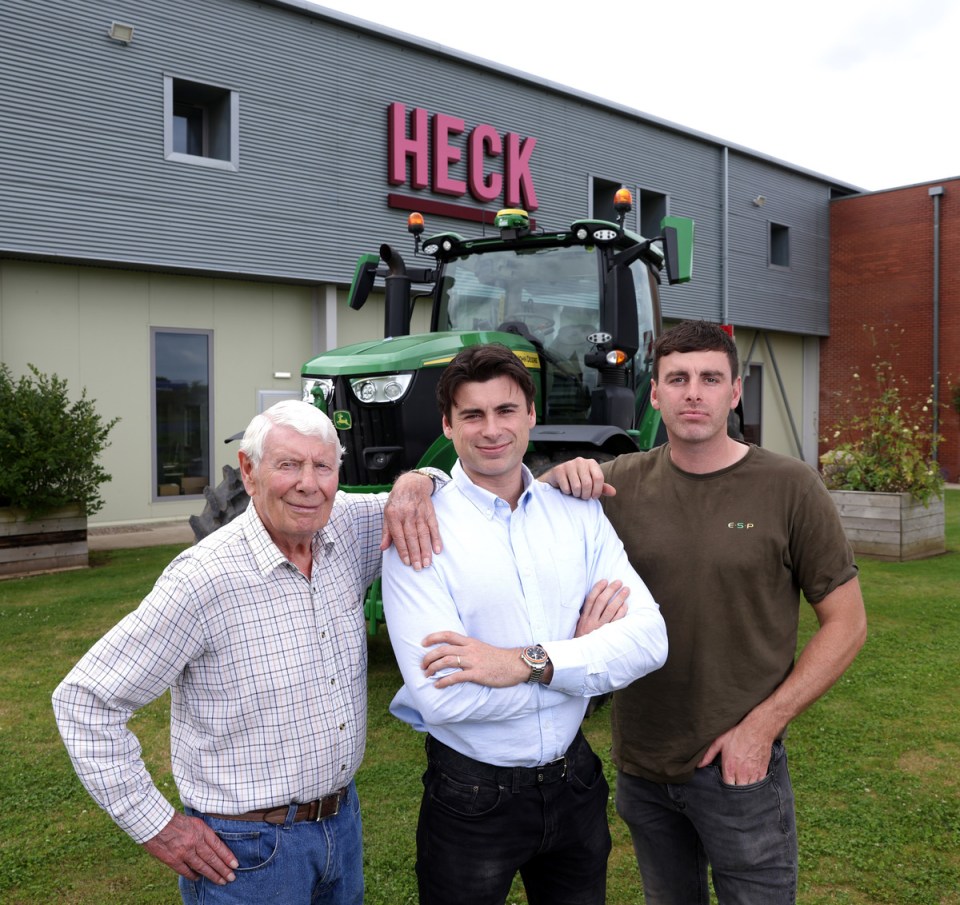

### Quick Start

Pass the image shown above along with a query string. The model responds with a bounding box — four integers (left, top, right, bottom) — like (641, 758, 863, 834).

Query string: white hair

(239, 400, 344, 467)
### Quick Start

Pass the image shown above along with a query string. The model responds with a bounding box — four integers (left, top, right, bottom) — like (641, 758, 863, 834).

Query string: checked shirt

(52, 495, 383, 843)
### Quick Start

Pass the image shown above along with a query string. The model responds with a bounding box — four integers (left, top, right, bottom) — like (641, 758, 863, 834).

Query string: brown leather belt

(206, 788, 346, 825)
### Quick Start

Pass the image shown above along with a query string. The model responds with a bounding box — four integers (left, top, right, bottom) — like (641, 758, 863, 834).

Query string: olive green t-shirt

(601, 444, 857, 783)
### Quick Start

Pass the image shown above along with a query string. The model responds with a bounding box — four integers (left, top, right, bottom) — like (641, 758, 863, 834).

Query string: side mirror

(660, 216, 694, 285)
(347, 254, 380, 310)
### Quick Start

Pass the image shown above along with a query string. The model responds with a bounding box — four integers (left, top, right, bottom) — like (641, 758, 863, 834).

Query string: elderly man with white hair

(53, 400, 442, 905)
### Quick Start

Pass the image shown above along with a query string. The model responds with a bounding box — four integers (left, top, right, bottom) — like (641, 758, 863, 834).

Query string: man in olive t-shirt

(603, 443, 858, 785)
(546, 321, 867, 905)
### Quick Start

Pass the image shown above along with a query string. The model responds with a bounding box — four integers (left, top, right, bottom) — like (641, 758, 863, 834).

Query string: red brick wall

(824, 179, 960, 482)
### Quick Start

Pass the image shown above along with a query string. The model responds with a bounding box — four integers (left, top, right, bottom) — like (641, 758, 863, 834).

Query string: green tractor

(301, 190, 694, 631)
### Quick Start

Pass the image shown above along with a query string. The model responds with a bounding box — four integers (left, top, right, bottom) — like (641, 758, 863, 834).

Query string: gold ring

(458, 656, 462, 668)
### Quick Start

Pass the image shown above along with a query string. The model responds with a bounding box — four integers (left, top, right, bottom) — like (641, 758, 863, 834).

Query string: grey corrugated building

(0, 0, 860, 526)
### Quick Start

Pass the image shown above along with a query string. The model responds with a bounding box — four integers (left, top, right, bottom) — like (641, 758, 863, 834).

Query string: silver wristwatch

(412, 467, 449, 494)
(520, 644, 550, 684)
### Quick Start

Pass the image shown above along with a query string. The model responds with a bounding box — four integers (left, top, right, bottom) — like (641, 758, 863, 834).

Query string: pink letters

(431, 113, 466, 196)
(388, 103, 428, 189)
(387, 103, 538, 210)
(504, 132, 538, 210)
(468, 125, 502, 203)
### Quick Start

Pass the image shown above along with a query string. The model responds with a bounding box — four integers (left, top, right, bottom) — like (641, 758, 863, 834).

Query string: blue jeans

(178, 782, 363, 905)
(615, 741, 798, 905)
(417, 731, 611, 905)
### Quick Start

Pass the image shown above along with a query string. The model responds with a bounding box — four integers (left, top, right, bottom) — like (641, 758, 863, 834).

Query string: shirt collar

(240, 501, 335, 577)
(450, 460, 535, 518)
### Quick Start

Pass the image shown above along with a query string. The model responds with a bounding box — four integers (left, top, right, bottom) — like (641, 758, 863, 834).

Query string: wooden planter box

(0, 505, 88, 577)
(828, 490, 945, 562)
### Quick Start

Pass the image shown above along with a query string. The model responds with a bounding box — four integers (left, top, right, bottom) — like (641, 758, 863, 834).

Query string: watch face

(524, 644, 549, 665)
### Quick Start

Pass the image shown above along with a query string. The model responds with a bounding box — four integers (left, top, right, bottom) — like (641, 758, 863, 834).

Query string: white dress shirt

(382, 462, 667, 768)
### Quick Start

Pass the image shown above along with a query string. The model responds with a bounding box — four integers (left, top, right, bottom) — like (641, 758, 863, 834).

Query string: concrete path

(88, 520, 195, 551)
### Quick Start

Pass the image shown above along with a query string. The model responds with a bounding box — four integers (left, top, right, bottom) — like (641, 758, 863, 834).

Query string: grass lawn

(1, 491, 958, 904)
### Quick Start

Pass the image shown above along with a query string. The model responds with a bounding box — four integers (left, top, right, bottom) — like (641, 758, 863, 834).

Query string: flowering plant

(820, 355, 944, 506)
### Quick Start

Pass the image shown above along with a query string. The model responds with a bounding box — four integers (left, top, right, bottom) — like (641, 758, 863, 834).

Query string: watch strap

(526, 661, 547, 684)
(412, 467, 449, 494)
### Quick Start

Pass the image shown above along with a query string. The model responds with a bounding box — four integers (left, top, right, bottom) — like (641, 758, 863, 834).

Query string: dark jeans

(615, 740, 798, 905)
(416, 731, 611, 905)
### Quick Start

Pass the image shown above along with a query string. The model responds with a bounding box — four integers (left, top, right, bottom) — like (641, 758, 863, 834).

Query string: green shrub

(0, 364, 119, 516)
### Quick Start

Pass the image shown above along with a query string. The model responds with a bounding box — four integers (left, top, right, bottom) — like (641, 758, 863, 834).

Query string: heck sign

(387, 103, 539, 211)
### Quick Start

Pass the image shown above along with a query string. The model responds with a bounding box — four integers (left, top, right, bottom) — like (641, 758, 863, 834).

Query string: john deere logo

(333, 411, 352, 430)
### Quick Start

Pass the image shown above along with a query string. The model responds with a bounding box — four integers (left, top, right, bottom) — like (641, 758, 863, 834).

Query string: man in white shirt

(382, 343, 668, 905)
(53, 400, 441, 905)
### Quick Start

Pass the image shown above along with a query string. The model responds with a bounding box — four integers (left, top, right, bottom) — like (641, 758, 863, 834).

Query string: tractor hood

(302, 330, 539, 377)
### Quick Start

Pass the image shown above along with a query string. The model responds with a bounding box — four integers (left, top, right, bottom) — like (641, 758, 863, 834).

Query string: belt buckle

(316, 790, 342, 821)
(541, 755, 566, 782)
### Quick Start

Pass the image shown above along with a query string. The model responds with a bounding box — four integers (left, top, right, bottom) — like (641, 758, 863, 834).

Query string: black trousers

(416, 731, 611, 905)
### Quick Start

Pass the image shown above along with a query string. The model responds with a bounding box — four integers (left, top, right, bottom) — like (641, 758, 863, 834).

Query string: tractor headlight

(349, 373, 413, 404)
(302, 377, 334, 407)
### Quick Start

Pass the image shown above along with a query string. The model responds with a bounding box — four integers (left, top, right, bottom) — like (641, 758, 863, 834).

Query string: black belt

(426, 731, 588, 788)
(205, 788, 346, 825)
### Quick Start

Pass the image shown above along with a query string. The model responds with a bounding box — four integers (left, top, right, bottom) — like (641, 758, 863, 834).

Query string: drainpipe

(928, 186, 944, 459)
(721, 147, 730, 324)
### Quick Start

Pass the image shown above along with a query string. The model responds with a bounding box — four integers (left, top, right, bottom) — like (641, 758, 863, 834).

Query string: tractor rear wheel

(188, 464, 250, 541)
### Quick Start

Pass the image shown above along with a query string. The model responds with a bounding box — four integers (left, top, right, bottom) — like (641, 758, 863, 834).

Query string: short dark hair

(436, 343, 537, 422)
(653, 320, 739, 381)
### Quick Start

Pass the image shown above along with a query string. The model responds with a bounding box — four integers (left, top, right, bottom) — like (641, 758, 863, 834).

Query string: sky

(307, 0, 959, 192)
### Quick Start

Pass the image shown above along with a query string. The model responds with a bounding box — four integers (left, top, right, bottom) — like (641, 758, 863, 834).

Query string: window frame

(741, 362, 763, 446)
(151, 327, 215, 502)
(638, 188, 669, 242)
(768, 222, 790, 269)
(588, 177, 670, 244)
(590, 175, 625, 222)
(163, 74, 239, 171)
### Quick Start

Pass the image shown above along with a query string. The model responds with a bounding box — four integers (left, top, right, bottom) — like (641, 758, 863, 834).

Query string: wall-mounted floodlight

(752, 195, 766, 207)
(108, 22, 134, 44)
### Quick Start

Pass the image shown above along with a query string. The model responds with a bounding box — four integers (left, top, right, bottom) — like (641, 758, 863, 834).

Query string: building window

(174, 102, 205, 156)
(639, 189, 668, 241)
(769, 223, 790, 268)
(590, 179, 669, 239)
(164, 75, 239, 170)
(591, 176, 623, 221)
(152, 329, 213, 500)
(741, 363, 762, 445)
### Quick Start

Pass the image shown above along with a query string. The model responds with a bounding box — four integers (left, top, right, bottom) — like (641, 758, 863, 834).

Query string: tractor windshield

(438, 243, 657, 425)
(440, 244, 601, 339)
